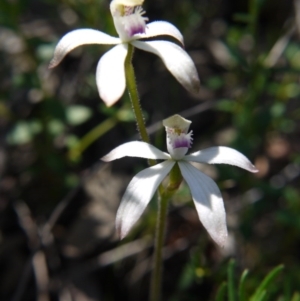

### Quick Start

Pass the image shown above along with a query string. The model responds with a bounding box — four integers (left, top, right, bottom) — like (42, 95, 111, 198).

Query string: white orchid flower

(102, 115, 258, 246)
(49, 0, 200, 106)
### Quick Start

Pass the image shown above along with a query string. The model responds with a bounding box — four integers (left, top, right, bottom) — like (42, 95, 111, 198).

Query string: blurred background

(1, 0, 300, 300)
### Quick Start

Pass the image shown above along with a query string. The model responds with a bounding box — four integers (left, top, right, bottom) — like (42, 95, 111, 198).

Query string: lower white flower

(49, 0, 200, 107)
(102, 115, 258, 246)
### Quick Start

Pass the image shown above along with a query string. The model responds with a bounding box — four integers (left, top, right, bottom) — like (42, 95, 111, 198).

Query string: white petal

(131, 40, 200, 93)
(49, 29, 120, 68)
(96, 44, 128, 106)
(116, 160, 175, 238)
(184, 146, 258, 173)
(101, 141, 171, 162)
(133, 21, 184, 46)
(178, 161, 227, 246)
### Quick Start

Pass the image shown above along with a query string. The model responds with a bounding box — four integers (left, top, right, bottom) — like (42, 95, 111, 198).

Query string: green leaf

(7, 121, 32, 144)
(66, 105, 92, 126)
(47, 119, 65, 136)
(7, 120, 42, 145)
(250, 265, 284, 301)
(36, 43, 56, 62)
(206, 76, 224, 90)
(216, 99, 235, 112)
(116, 107, 135, 122)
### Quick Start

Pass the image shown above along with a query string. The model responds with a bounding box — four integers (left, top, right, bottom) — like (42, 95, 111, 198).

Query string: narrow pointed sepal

(132, 40, 200, 94)
(178, 161, 228, 246)
(101, 141, 171, 162)
(96, 44, 128, 106)
(133, 21, 184, 46)
(184, 146, 258, 173)
(49, 29, 120, 68)
(116, 160, 175, 238)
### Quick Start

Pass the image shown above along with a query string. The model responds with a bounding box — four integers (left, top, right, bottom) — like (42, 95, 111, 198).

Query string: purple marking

(129, 25, 145, 36)
(173, 137, 191, 149)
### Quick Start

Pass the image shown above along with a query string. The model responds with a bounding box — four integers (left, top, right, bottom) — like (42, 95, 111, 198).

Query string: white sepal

(132, 40, 200, 94)
(116, 160, 175, 238)
(96, 44, 128, 106)
(102, 141, 171, 162)
(133, 21, 184, 46)
(184, 146, 258, 173)
(49, 29, 120, 68)
(178, 161, 228, 246)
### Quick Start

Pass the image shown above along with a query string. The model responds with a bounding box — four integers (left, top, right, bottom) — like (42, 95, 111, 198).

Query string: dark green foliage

(215, 261, 285, 301)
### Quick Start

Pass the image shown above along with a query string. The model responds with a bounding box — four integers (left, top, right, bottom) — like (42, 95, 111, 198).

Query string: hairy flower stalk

(124, 43, 152, 147)
(49, 0, 200, 106)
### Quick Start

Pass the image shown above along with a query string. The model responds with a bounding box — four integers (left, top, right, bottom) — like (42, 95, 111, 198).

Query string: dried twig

(12, 201, 50, 301)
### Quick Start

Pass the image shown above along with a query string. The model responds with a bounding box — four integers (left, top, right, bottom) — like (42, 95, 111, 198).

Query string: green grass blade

(250, 265, 284, 301)
(255, 290, 267, 301)
(228, 259, 236, 301)
(238, 269, 249, 301)
(215, 282, 227, 301)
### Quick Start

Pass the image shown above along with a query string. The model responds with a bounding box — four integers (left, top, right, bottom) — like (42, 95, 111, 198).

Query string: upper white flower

(102, 115, 258, 246)
(49, 0, 200, 106)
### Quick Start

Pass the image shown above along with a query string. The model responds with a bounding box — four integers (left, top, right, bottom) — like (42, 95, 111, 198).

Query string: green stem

(125, 44, 151, 144)
(125, 43, 167, 299)
(150, 193, 169, 301)
(149, 164, 182, 300)
(68, 117, 117, 161)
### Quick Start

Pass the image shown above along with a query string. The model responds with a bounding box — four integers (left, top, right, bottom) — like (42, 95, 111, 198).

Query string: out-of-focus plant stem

(68, 117, 118, 161)
(149, 192, 169, 301)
